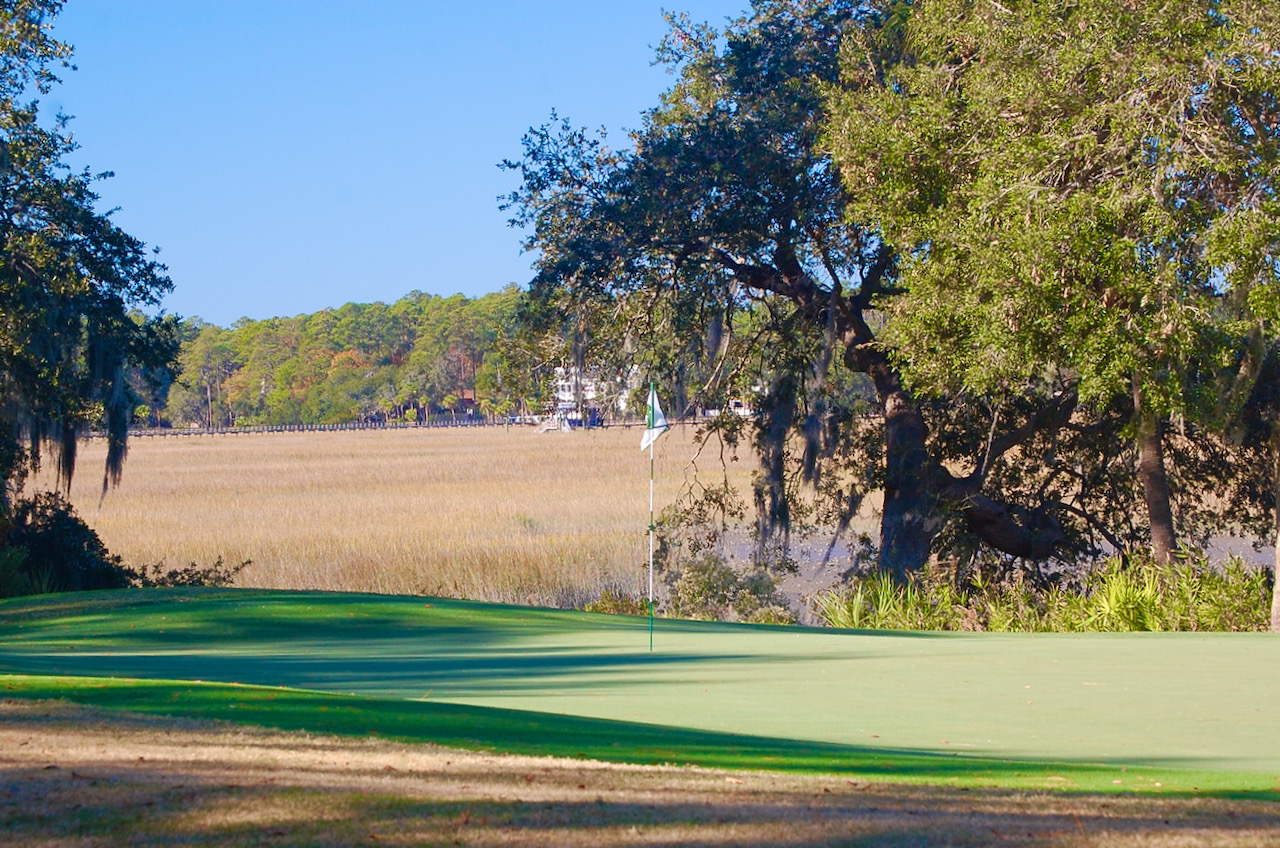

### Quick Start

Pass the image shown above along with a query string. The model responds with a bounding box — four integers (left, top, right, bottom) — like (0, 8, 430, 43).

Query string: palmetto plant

(815, 556, 1271, 632)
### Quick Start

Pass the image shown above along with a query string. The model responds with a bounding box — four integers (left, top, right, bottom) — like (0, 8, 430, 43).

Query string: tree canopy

(160, 287, 530, 428)
(827, 0, 1280, 564)
(503, 0, 1279, 591)
(0, 0, 176, 513)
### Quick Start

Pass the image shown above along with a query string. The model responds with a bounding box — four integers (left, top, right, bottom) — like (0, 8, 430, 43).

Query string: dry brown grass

(5, 699, 1279, 847)
(40, 426, 744, 606)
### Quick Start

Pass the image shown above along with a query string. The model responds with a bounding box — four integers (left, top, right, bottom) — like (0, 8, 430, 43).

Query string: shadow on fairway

(0, 646, 759, 701)
(0, 588, 949, 646)
(4, 674, 1276, 797)
(0, 589, 825, 700)
(0, 590, 582, 647)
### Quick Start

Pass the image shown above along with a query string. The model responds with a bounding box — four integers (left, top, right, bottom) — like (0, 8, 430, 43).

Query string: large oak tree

(827, 0, 1280, 566)
(504, 0, 1200, 581)
(826, 0, 1279, 621)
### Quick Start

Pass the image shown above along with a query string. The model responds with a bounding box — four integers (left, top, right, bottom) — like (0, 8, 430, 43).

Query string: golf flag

(641, 382, 667, 651)
(640, 384, 669, 451)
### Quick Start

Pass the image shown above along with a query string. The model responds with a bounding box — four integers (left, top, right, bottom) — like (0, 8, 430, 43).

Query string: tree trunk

(845, 323, 943, 583)
(879, 390, 940, 583)
(205, 380, 214, 430)
(1134, 384, 1177, 565)
(840, 283, 1070, 581)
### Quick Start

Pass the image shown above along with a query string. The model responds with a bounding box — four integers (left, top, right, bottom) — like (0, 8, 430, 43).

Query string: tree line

(156, 286, 540, 429)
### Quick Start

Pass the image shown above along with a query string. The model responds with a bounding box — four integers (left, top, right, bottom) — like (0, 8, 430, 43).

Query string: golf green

(2, 588, 1278, 791)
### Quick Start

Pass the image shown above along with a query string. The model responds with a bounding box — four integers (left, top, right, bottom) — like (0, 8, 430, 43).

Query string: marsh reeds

(42, 426, 733, 607)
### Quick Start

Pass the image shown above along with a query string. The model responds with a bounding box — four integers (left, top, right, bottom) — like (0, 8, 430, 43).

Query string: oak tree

(1, 0, 177, 516)
(504, 0, 1159, 581)
(826, 0, 1280, 568)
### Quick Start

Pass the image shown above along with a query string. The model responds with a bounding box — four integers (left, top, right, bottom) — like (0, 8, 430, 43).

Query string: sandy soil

(3, 699, 1279, 847)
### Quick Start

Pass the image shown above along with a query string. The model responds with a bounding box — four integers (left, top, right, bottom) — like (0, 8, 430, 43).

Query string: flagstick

(642, 381, 666, 653)
(648, 436, 655, 653)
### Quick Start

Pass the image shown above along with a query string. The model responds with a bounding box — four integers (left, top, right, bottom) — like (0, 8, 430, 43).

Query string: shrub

(0, 491, 251, 597)
(4, 492, 134, 594)
(586, 591, 655, 617)
(668, 553, 796, 624)
(813, 555, 1273, 632)
(130, 556, 252, 588)
(669, 554, 739, 620)
(583, 588, 650, 616)
(816, 568, 966, 631)
(0, 546, 28, 599)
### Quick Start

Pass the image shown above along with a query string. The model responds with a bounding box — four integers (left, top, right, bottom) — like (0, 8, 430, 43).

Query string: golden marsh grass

(43, 425, 741, 606)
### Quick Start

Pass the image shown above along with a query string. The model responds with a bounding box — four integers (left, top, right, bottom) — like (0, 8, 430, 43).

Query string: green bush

(814, 556, 1273, 632)
(816, 569, 968, 631)
(583, 588, 650, 616)
(669, 555, 738, 620)
(668, 554, 796, 624)
(4, 492, 134, 594)
(130, 556, 251, 588)
(0, 546, 28, 599)
(0, 492, 251, 597)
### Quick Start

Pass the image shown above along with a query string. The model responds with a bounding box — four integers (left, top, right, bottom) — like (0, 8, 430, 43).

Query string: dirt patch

(3, 699, 1278, 847)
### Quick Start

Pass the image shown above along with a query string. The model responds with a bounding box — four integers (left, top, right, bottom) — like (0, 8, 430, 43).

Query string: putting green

(2, 589, 1278, 791)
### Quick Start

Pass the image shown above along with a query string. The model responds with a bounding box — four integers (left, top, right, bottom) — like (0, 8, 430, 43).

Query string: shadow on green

(4, 588, 1280, 799)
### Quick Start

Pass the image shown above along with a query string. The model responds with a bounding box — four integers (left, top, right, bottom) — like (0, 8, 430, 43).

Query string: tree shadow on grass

(0, 645, 772, 705)
(0, 589, 590, 647)
(11, 785, 1280, 848)
(3, 675, 1277, 797)
(0, 587, 955, 650)
(3, 704, 1280, 848)
(0, 588, 898, 702)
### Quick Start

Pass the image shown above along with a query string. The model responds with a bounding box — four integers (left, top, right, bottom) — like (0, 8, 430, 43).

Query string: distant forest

(153, 286, 539, 428)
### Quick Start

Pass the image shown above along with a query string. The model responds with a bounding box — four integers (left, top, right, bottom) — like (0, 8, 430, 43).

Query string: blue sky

(46, 1, 747, 326)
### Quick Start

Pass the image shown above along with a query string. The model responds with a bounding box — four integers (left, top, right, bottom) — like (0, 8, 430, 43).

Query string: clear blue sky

(46, 1, 747, 326)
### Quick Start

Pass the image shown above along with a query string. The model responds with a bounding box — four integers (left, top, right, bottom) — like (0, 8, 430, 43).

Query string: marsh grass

(41, 426, 737, 606)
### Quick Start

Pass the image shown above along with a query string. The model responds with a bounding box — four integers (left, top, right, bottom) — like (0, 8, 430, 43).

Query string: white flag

(640, 384, 669, 451)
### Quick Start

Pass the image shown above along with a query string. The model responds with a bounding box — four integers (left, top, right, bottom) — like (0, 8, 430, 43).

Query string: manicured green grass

(2, 588, 1279, 795)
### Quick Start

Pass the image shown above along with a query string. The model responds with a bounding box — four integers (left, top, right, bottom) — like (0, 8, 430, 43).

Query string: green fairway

(2, 588, 1278, 794)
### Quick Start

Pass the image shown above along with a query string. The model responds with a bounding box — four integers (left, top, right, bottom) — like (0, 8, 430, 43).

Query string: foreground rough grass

(5, 700, 1279, 848)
